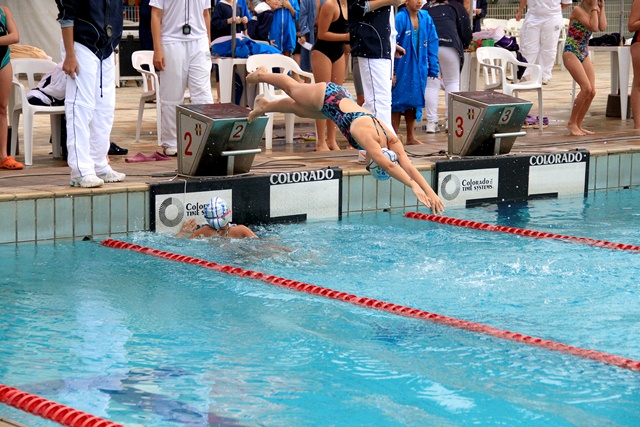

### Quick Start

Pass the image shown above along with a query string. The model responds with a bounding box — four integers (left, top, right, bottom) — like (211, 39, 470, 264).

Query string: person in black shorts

(246, 66, 445, 214)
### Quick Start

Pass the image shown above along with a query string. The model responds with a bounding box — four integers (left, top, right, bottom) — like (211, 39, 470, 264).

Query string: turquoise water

(1, 187, 639, 427)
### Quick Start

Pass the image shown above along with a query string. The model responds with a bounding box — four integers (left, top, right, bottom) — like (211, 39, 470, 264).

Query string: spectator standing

(516, 0, 572, 85)
(271, 0, 300, 56)
(629, 0, 640, 129)
(248, 0, 278, 42)
(296, 0, 317, 73)
(422, 0, 471, 134)
(311, 0, 349, 151)
(0, 5, 21, 171)
(391, 1, 439, 145)
(150, 0, 214, 156)
(139, 0, 153, 50)
(563, 0, 606, 136)
(348, 0, 406, 131)
(472, 0, 487, 33)
(211, 0, 249, 42)
(56, 0, 125, 187)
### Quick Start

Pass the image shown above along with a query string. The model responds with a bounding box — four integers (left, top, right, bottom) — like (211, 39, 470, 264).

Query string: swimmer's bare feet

(406, 138, 424, 145)
(580, 127, 595, 135)
(246, 66, 267, 84)
(327, 141, 341, 150)
(248, 96, 269, 123)
(567, 124, 585, 136)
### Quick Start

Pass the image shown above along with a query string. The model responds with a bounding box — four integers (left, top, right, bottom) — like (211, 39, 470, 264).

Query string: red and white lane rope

(101, 238, 640, 372)
(405, 212, 640, 252)
(0, 384, 124, 427)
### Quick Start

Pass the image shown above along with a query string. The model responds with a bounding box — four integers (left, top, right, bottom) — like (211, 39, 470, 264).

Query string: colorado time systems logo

(158, 197, 184, 228)
(440, 173, 496, 201)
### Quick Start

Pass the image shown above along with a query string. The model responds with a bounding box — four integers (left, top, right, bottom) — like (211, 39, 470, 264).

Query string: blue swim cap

(203, 197, 232, 229)
(366, 148, 399, 181)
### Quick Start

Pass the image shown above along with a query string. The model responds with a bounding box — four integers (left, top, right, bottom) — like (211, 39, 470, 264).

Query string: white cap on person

(366, 148, 399, 181)
(203, 197, 232, 230)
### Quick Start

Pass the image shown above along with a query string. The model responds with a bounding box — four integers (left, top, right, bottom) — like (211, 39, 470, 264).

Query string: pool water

(1, 188, 639, 426)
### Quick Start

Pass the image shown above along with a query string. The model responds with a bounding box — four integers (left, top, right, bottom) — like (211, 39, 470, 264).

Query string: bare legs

(311, 50, 345, 151)
(631, 43, 640, 129)
(392, 109, 423, 145)
(247, 66, 327, 123)
(0, 63, 11, 160)
(563, 52, 596, 136)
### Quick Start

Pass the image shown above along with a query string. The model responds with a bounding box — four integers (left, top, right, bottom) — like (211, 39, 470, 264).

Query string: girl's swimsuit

(0, 8, 10, 69)
(564, 14, 591, 63)
(312, 3, 348, 63)
(320, 82, 387, 149)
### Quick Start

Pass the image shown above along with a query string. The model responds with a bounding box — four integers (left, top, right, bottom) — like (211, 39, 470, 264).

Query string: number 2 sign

(229, 122, 247, 141)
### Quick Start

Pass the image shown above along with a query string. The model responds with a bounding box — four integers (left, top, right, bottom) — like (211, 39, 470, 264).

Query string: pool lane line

(405, 212, 640, 252)
(101, 238, 640, 373)
(0, 384, 124, 427)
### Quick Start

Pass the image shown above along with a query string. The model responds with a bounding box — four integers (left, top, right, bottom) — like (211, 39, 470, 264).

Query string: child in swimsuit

(311, 0, 349, 151)
(0, 6, 23, 171)
(629, 0, 640, 129)
(176, 197, 258, 239)
(562, 0, 607, 136)
(246, 67, 445, 215)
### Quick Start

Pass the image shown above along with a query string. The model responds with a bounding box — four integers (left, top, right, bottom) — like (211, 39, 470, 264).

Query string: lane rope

(0, 384, 124, 427)
(405, 212, 640, 252)
(101, 238, 640, 373)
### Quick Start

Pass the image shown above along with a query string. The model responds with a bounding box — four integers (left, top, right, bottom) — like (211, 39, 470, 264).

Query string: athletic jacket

(55, 0, 123, 60)
(422, 0, 472, 70)
(271, 0, 299, 53)
(392, 7, 439, 114)
(348, 0, 392, 59)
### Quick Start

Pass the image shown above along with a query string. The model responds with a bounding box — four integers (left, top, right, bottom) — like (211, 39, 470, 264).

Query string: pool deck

(1, 54, 639, 199)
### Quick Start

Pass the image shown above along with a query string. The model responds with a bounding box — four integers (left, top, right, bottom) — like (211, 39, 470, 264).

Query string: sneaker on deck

(98, 170, 126, 183)
(70, 174, 104, 188)
(163, 146, 178, 156)
(426, 122, 440, 134)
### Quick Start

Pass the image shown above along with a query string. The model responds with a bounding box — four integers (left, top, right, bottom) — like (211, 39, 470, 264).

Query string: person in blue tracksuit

(271, 0, 299, 56)
(391, 1, 439, 145)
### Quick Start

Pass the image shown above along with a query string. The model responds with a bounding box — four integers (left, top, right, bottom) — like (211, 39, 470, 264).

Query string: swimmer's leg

(248, 95, 326, 123)
(247, 66, 326, 111)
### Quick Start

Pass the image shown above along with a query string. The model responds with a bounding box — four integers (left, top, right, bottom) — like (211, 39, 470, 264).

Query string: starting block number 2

(230, 121, 247, 141)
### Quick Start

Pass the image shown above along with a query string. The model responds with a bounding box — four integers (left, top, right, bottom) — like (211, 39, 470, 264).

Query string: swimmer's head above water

(204, 197, 232, 230)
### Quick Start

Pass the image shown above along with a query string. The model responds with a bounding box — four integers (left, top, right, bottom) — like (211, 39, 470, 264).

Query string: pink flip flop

(125, 152, 156, 163)
(151, 151, 172, 161)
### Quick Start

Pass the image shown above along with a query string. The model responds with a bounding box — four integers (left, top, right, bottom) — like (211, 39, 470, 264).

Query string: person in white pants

(150, 0, 214, 156)
(424, 47, 460, 133)
(516, 0, 572, 84)
(57, 0, 126, 188)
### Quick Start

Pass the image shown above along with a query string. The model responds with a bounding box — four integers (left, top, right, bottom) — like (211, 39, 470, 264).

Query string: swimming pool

(1, 187, 639, 426)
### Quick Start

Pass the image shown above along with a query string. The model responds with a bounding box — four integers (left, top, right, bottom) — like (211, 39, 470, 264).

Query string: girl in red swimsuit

(246, 67, 445, 215)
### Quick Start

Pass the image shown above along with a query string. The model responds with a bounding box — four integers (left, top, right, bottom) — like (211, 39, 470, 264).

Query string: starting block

(448, 92, 532, 156)
(176, 103, 268, 176)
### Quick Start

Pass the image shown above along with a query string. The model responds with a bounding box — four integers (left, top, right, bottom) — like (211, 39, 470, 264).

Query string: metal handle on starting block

(221, 148, 262, 175)
(492, 131, 526, 155)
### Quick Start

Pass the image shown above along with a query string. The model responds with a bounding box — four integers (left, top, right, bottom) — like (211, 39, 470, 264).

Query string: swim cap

(366, 148, 399, 181)
(203, 197, 232, 230)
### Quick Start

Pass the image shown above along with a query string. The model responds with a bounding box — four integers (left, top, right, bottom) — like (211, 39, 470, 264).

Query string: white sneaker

(426, 122, 440, 134)
(70, 174, 104, 188)
(542, 78, 550, 85)
(163, 146, 178, 156)
(357, 150, 367, 164)
(98, 169, 126, 183)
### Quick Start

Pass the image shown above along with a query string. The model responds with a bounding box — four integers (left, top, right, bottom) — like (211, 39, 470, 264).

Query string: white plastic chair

(131, 50, 161, 145)
(246, 54, 314, 149)
(506, 18, 523, 43)
(557, 18, 570, 68)
(475, 46, 543, 130)
(482, 19, 508, 32)
(9, 58, 66, 166)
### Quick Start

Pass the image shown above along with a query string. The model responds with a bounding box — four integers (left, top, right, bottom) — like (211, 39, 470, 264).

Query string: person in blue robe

(391, 1, 440, 145)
